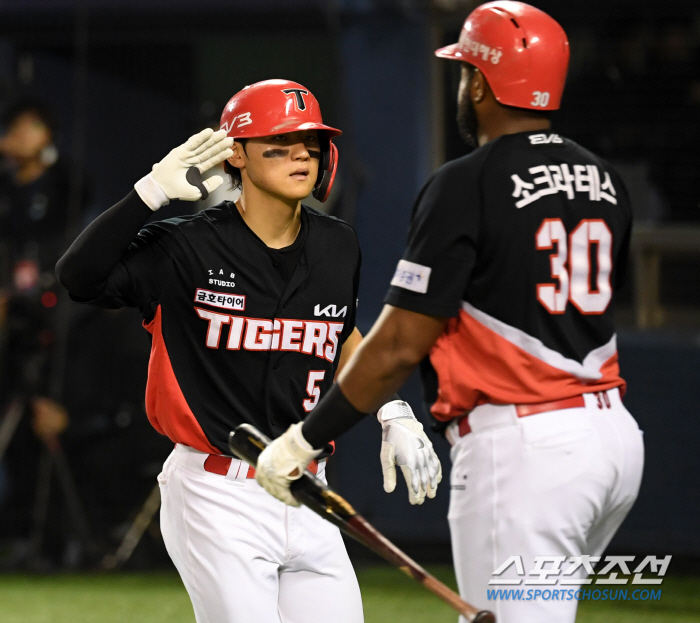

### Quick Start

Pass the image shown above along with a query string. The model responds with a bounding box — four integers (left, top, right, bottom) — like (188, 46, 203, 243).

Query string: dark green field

(0, 567, 698, 622)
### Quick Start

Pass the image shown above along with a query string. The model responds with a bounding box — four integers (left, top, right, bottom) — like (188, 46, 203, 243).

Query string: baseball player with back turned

(56, 79, 441, 623)
(255, 5, 645, 623)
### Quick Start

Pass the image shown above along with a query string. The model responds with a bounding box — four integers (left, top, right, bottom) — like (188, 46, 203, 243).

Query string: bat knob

(473, 610, 496, 623)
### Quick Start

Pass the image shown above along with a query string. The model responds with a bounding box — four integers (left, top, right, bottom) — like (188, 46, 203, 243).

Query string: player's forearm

(301, 305, 447, 448)
(56, 190, 153, 298)
(336, 326, 420, 412)
(300, 346, 414, 450)
(337, 305, 448, 412)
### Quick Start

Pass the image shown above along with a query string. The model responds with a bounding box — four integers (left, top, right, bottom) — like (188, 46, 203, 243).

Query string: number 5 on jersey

(536, 218, 612, 315)
(303, 371, 326, 412)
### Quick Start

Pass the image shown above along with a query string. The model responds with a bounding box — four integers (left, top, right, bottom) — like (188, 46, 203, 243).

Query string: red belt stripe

(457, 395, 587, 438)
(203, 455, 321, 477)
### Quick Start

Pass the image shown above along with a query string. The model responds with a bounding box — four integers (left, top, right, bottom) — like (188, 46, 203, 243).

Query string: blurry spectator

(0, 99, 186, 568)
(0, 98, 72, 403)
(0, 98, 70, 282)
(0, 98, 78, 567)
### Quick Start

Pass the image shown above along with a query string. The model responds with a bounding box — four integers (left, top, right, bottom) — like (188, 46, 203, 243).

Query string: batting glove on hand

(378, 400, 442, 505)
(256, 422, 322, 506)
(134, 128, 234, 211)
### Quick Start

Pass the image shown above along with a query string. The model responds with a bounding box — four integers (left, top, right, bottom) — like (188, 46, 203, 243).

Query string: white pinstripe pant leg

(448, 391, 644, 623)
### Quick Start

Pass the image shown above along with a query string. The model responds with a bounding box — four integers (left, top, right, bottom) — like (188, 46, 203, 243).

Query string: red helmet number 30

(435, 1, 569, 111)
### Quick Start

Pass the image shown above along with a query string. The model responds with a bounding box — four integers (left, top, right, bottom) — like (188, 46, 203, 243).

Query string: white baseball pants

(447, 388, 644, 623)
(158, 444, 364, 623)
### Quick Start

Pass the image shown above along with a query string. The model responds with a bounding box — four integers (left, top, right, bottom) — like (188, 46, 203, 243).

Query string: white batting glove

(256, 422, 322, 506)
(134, 128, 234, 211)
(378, 400, 442, 505)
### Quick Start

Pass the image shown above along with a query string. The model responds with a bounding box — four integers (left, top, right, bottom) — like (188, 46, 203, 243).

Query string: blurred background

(0, 0, 698, 593)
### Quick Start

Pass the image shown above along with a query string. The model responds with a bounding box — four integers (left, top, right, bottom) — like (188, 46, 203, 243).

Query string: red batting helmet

(220, 79, 341, 202)
(435, 1, 569, 111)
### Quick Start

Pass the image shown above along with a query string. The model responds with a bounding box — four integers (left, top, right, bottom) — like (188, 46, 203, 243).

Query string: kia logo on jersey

(314, 304, 347, 318)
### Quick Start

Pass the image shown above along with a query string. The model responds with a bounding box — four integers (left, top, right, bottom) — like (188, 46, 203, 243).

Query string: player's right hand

(377, 400, 442, 505)
(256, 422, 323, 507)
(135, 128, 234, 210)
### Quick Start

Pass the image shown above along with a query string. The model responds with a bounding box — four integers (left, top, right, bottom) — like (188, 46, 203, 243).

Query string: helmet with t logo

(220, 80, 341, 201)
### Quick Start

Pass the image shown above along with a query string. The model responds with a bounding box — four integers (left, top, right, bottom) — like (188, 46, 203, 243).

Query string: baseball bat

(102, 484, 162, 570)
(228, 424, 495, 623)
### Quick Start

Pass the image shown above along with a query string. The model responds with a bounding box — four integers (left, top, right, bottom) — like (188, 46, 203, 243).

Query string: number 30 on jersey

(536, 218, 612, 315)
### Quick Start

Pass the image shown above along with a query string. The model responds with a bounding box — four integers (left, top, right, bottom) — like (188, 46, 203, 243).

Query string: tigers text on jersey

(384, 131, 632, 421)
(88, 202, 360, 453)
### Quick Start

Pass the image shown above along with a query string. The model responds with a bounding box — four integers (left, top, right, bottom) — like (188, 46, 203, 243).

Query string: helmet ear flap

(313, 141, 338, 203)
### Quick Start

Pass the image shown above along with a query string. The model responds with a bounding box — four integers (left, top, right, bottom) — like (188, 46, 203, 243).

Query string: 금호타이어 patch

(195, 288, 246, 311)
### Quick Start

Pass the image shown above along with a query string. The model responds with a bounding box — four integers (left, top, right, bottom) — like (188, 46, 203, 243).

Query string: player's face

(240, 130, 321, 202)
(457, 64, 478, 148)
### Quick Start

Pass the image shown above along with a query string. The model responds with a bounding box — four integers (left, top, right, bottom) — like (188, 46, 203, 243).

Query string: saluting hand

(135, 128, 234, 211)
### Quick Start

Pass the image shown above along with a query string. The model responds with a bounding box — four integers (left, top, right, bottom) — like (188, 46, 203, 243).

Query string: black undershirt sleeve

(56, 190, 154, 299)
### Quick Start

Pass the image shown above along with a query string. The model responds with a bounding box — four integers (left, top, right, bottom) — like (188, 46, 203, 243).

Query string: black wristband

(301, 383, 369, 448)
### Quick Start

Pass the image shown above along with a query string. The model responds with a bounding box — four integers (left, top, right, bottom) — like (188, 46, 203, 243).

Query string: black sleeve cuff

(301, 383, 370, 448)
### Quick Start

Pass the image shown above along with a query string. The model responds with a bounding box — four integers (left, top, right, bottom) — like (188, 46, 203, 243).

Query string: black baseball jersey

(88, 201, 360, 454)
(384, 130, 631, 421)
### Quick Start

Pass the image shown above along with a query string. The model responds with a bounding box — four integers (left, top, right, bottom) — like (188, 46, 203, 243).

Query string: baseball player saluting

(255, 5, 645, 623)
(56, 79, 440, 622)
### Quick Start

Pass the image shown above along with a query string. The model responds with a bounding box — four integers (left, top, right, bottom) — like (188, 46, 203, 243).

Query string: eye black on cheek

(263, 148, 290, 158)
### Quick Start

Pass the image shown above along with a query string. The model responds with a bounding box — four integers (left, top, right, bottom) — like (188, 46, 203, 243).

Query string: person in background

(0, 99, 74, 566)
(0, 98, 71, 440)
